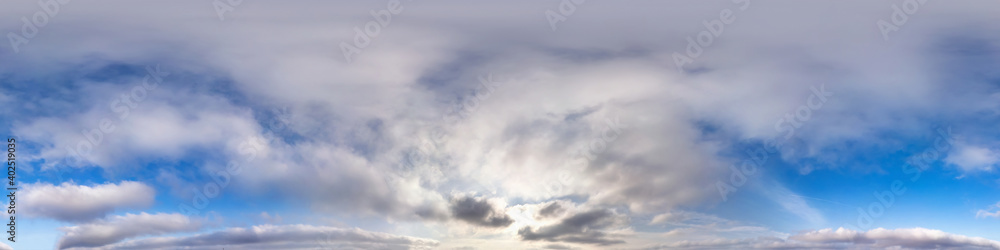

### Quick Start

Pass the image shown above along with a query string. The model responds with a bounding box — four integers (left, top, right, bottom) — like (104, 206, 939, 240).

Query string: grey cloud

(655, 227, 1000, 250)
(22, 181, 154, 222)
(518, 209, 627, 246)
(449, 195, 514, 228)
(94, 224, 439, 250)
(536, 202, 565, 219)
(58, 212, 203, 249)
(259, 143, 451, 222)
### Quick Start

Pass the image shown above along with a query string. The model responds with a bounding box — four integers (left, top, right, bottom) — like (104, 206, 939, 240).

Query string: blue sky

(2, 0, 1000, 249)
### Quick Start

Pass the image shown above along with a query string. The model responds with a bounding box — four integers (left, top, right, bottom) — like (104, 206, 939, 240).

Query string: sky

(1, 0, 1000, 249)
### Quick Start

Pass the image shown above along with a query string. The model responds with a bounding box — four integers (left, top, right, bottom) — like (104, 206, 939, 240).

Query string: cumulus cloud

(92, 224, 439, 250)
(22, 181, 154, 222)
(58, 212, 203, 249)
(449, 195, 514, 228)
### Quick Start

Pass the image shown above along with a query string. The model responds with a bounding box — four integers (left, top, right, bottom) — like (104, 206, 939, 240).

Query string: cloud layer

(22, 181, 155, 222)
(659, 227, 1000, 249)
(58, 212, 202, 249)
(89, 224, 439, 250)
(1, 0, 1000, 249)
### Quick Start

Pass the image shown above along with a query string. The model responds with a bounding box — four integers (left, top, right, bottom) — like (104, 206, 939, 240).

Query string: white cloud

(15, 89, 263, 170)
(759, 183, 825, 226)
(227, 142, 453, 221)
(655, 237, 827, 249)
(22, 181, 155, 222)
(650, 210, 728, 226)
(642, 210, 786, 246)
(946, 143, 1000, 172)
(977, 202, 1000, 219)
(58, 212, 203, 249)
